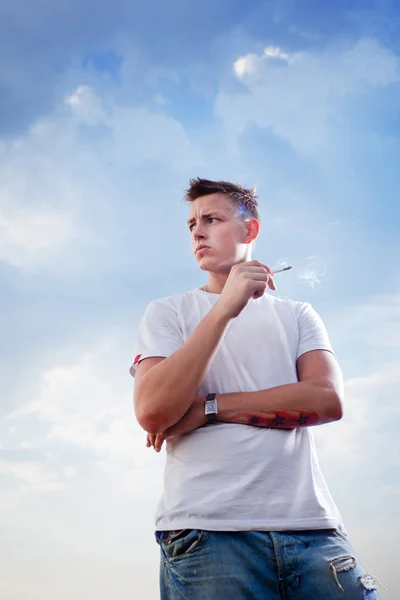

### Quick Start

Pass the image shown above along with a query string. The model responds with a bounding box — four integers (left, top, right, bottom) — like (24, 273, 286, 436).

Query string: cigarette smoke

(297, 257, 327, 289)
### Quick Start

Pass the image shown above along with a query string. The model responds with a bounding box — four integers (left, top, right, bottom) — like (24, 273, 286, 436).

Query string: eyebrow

(187, 212, 223, 227)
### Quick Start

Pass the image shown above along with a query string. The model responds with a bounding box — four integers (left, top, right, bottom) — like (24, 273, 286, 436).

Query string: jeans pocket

(156, 529, 205, 562)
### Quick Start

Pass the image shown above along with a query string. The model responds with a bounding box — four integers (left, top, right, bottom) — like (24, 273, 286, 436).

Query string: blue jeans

(155, 529, 383, 599)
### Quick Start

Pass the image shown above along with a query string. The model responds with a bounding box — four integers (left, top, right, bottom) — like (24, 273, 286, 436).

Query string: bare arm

(216, 349, 344, 428)
(134, 304, 232, 434)
(147, 349, 343, 451)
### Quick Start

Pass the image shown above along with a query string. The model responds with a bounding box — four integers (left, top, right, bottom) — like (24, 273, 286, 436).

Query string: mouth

(195, 245, 210, 254)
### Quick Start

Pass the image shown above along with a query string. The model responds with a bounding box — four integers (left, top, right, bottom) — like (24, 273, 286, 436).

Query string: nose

(192, 224, 207, 240)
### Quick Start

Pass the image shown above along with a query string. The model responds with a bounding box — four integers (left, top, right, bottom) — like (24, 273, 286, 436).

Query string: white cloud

(264, 46, 292, 61)
(0, 121, 80, 269)
(13, 342, 122, 423)
(0, 81, 201, 270)
(106, 105, 200, 169)
(326, 294, 400, 349)
(19, 442, 35, 449)
(233, 55, 257, 78)
(62, 84, 201, 170)
(219, 38, 400, 154)
(64, 85, 106, 124)
(0, 203, 74, 268)
(380, 484, 400, 495)
(48, 416, 149, 464)
(314, 360, 400, 469)
(64, 466, 78, 478)
(0, 458, 63, 493)
(234, 46, 296, 78)
(6, 335, 161, 493)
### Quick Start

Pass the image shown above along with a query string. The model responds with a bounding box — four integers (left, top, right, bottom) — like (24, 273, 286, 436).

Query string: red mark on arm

(229, 410, 320, 429)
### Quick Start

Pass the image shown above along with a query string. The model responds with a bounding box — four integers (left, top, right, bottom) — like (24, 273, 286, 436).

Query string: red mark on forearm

(231, 410, 320, 429)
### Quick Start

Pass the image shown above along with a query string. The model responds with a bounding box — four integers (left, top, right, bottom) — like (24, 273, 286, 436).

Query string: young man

(131, 179, 382, 599)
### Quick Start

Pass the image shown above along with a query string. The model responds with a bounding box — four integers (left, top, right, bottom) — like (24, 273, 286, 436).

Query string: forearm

(217, 380, 343, 429)
(135, 304, 232, 434)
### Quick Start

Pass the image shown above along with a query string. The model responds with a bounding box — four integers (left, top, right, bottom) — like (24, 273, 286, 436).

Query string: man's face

(188, 193, 254, 273)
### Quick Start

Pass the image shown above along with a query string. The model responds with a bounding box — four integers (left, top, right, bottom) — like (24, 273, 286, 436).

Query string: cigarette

(271, 265, 292, 274)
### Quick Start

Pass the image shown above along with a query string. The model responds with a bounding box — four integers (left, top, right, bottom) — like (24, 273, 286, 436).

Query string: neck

(203, 272, 229, 294)
(203, 256, 252, 294)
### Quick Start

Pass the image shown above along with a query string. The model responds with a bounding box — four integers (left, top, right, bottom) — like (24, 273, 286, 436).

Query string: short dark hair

(185, 178, 260, 221)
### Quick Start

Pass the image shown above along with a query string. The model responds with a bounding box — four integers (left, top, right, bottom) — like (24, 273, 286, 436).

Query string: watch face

(205, 399, 218, 415)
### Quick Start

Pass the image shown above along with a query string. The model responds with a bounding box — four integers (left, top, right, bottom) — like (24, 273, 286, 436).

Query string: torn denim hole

(360, 573, 388, 598)
(329, 555, 357, 592)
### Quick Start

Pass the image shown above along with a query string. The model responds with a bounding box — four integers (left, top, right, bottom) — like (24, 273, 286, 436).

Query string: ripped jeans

(156, 528, 385, 599)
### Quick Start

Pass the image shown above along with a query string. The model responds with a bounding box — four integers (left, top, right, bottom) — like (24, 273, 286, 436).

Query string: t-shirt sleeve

(296, 302, 334, 360)
(129, 300, 183, 378)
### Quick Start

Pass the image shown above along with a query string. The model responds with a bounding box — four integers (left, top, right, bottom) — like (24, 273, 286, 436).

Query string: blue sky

(1, 1, 399, 598)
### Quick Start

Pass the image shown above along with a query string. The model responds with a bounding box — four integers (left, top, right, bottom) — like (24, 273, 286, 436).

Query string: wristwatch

(205, 393, 218, 424)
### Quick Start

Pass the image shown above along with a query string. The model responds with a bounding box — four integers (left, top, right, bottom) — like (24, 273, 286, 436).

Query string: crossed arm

(209, 349, 343, 429)
(136, 348, 344, 452)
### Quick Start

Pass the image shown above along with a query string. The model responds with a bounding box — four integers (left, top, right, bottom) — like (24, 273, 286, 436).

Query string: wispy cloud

(219, 38, 400, 154)
(0, 457, 63, 493)
(380, 485, 400, 495)
(0, 205, 74, 268)
(0, 82, 201, 272)
(315, 359, 400, 471)
(4, 336, 162, 494)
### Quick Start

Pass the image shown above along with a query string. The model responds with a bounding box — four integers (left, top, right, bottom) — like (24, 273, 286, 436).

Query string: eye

(208, 217, 218, 224)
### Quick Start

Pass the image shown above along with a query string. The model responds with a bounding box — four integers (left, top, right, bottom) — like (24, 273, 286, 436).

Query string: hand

(215, 260, 276, 319)
(146, 396, 207, 452)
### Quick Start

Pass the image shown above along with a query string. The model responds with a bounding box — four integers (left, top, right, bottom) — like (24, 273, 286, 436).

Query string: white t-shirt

(131, 288, 345, 532)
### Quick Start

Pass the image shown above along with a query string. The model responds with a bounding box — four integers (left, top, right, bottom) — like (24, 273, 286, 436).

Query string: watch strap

(205, 393, 218, 424)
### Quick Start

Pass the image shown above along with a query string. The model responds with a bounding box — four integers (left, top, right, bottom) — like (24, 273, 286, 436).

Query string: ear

(244, 218, 260, 245)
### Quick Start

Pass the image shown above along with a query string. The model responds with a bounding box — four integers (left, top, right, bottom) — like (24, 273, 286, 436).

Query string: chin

(198, 261, 210, 271)
(198, 258, 231, 274)
(196, 256, 213, 271)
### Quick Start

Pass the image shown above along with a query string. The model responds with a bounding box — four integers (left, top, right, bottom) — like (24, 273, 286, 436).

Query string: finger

(243, 260, 271, 271)
(155, 433, 165, 452)
(252, 281, 267, 299)
(147, 434, 157, 448)
(247, 272, 271, 281)
(246, 270, 275, 290)
(267, 275, 276, 291)
(261, 263, 272, 274)
(246, 261, 272, 273)
(239, 265, 272, 275)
